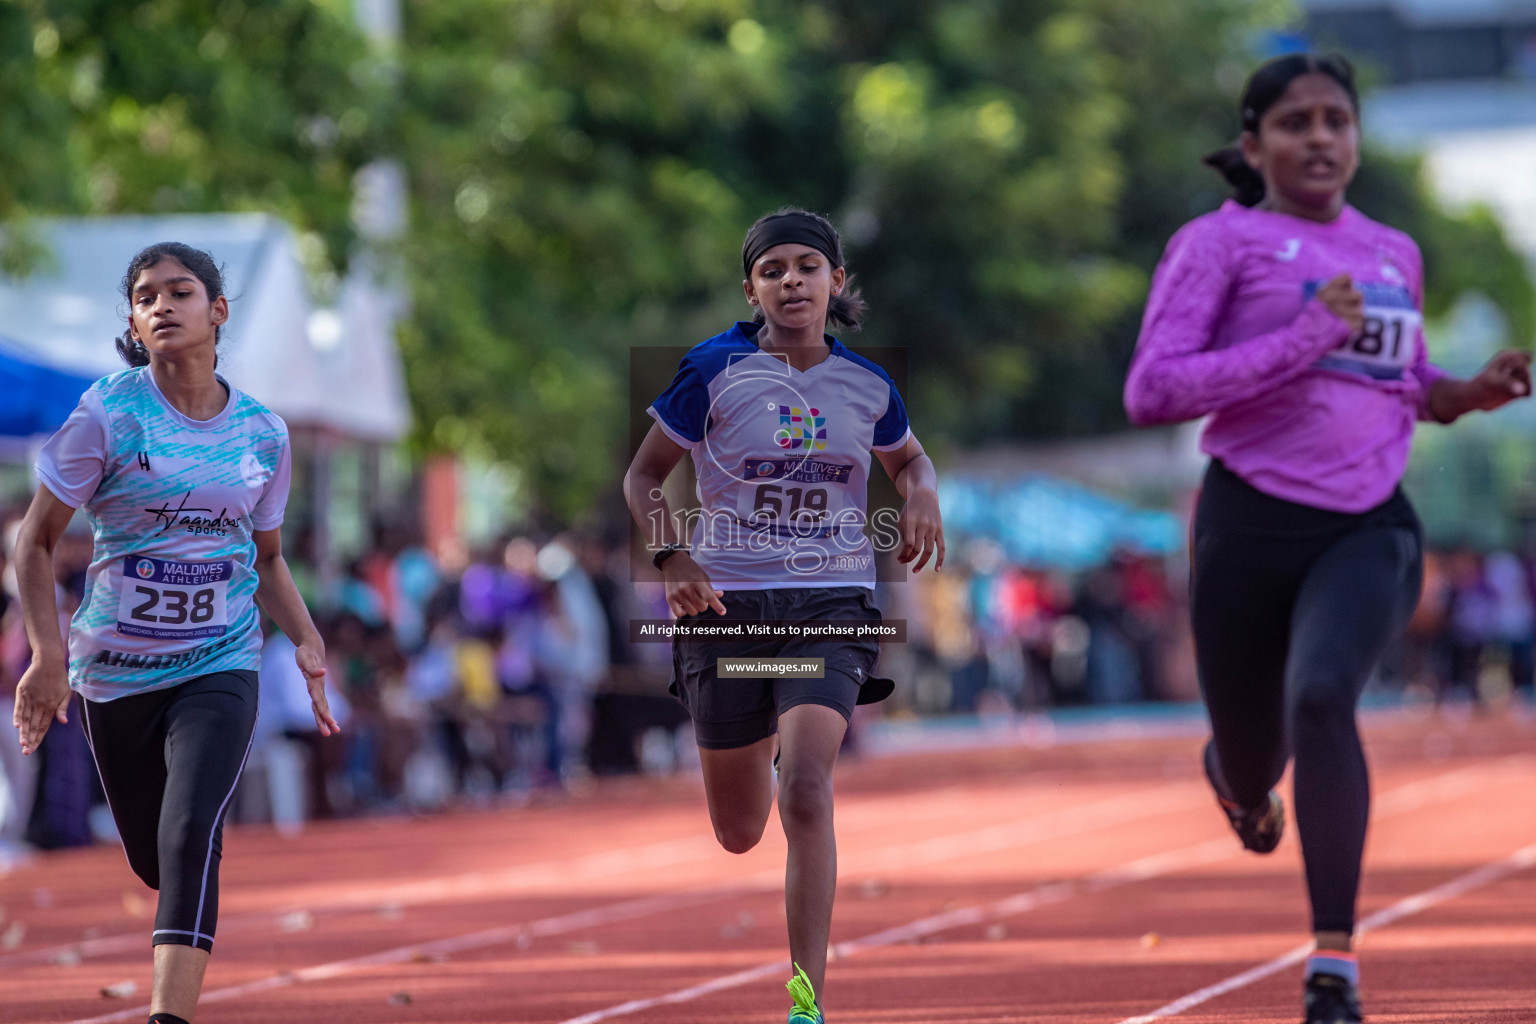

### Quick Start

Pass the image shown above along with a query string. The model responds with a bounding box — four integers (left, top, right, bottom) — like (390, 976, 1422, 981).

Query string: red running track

(1, 706, 1533, 1023)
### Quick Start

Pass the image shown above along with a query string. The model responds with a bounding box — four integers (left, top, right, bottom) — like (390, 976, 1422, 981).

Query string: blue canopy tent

(938, 474, 1184, 571)
(0, 335, 95, 444)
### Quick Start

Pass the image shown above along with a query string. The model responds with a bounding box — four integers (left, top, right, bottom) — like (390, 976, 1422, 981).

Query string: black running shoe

(1203, 741, 1284, 854)
(1303, 972, 1363, 1024)
(1216, 789, 1285, 854)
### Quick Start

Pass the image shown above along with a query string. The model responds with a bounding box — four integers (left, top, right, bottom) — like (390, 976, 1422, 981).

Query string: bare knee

(777, 768, 834, 837)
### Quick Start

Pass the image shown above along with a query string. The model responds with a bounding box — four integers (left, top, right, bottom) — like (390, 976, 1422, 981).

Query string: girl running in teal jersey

(13, 243, 340, 1024)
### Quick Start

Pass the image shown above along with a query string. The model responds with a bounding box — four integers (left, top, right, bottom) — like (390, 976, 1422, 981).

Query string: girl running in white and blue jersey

(12, 242, 339, 1024)
(625, 209, 945, 1024)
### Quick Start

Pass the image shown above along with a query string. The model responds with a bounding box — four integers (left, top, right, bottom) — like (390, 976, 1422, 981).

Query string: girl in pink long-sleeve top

(1124, 53, 1529, 1024)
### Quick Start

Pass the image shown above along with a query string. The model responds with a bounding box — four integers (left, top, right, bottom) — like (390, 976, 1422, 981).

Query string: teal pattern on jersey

(39, 368, 291, 702)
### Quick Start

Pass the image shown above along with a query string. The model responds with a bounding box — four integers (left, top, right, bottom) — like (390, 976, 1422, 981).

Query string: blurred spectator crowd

(0, 515, 691, 852)
(2, 503, 1534, 855)
(890, 542, 1195, 715)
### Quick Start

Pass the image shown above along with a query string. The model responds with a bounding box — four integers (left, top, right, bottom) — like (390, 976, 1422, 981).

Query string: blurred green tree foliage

(4, 0, 1533, 520)
(394, 0, 1534, 518)
(0, 0, 380, 280)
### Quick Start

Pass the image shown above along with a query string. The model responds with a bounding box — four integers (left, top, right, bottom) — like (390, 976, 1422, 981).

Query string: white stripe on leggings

(152, 928, 215, 946)
(191, 714, 257, 943)
(79, 702, 130, 874)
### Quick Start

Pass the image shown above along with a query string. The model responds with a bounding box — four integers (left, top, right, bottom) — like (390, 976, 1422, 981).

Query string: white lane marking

(1, 776, 1060, 969)
(56, 782, 1191, 1024)
(0, 832, 717, 969)
(553, 836, 1227, 1024)
(49, 755, 1532, 1024)
(1114, 841, 1536, 1023)
(549, 757, 1532, 1024)
(60, 886, 748, 1024)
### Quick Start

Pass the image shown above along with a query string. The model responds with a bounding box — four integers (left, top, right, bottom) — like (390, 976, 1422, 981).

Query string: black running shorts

(670, 586, 891, 749)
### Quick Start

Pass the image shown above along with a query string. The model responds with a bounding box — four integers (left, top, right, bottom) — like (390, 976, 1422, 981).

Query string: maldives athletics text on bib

(116, 555, 233, 644)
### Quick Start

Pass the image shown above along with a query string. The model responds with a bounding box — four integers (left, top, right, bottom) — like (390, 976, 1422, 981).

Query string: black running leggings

(81, 671, 259, 952)
(1191, 461, 1422, 935)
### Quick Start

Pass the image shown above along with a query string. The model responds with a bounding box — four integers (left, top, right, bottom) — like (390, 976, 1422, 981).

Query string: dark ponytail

(1202, 147, 1267, 207)
(1204, 52, 1360, 207)
(826, 284, 867, 332)
(745, 207, 867, 332)
(114, 335, 151, 368)
(115, 242, 226, 367)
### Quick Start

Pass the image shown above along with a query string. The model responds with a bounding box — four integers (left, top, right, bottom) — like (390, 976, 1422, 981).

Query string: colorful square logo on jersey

(775, 406, 827, 451)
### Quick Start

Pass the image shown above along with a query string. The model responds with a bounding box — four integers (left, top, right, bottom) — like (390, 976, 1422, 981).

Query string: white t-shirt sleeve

(250, 423, 293, 531)
(34, 389, 110, 508)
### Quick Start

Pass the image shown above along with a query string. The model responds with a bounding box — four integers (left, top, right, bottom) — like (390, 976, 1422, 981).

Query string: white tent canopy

(0, 213, 409, 440)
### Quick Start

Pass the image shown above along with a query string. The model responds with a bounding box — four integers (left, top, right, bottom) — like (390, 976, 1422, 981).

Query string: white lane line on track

(52, 755, 1530, 1024)
(64, 890, 761, 1024)
(16, 748, 1524, 973)
(55, 783, 1193, 1024)
(60, 886, 752, 1024)
(549, 756, 1532, 1024)
(1114, 841, 1536, 1024)
(0, 776, 1087, 971)
(552, 840, 1231, 1024)
(0, 833, 713, 970)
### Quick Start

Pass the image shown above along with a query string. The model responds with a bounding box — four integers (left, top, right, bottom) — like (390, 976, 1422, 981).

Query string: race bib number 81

(1313, 280, 1422, 381)
(116, 556, 232, 643)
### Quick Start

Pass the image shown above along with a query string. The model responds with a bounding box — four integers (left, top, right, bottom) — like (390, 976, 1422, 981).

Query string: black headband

(742, 213, 842, 277)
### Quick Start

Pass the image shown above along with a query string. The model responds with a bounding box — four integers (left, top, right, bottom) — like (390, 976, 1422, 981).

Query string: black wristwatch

(652, 542, 689, 571)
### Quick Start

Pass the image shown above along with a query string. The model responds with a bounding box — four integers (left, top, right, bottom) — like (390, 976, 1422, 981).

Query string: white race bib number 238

(116, 555, 231, 643)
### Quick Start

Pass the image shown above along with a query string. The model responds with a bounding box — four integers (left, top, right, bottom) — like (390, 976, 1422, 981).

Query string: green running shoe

(786, 963, 824, 1024)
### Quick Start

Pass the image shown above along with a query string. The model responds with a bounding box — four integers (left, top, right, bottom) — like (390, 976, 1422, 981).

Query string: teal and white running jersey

(35, 367, 292, 702)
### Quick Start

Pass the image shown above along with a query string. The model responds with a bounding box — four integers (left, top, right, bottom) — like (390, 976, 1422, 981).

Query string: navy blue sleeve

(647, 357, 709, 447)
(872, 377, 910, 450)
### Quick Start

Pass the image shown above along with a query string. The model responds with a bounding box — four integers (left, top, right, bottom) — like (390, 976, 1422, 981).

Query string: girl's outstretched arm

(1426, 350, 1532, 423)
(12, 487, 76, 755)
(254, 528, 339, 736)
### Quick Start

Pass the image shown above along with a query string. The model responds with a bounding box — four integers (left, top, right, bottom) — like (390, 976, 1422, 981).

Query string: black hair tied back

(1202, 147, 1268, 207)
(115, 241, 226, 367)
(742, 207, 867, 332)
(1203, 52, 1360, 207)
